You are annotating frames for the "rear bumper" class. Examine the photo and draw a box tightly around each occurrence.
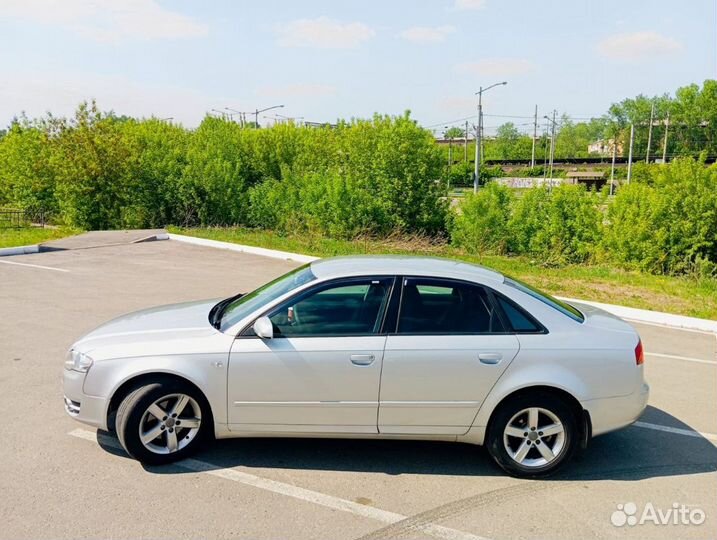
[63,368,109,430]
[582,382,649,436]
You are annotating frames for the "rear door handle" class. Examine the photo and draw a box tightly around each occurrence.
[478,352,503,365]
[350,354,375,366]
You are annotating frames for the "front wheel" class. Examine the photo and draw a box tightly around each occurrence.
[115,380,210,465]
[486,392,578,478]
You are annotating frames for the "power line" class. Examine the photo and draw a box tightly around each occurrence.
[424,115,478,129]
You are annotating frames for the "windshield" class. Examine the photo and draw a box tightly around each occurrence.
[504,277,584,323]
[219,264,316,331]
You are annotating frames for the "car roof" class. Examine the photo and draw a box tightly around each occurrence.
[309,255,504,284]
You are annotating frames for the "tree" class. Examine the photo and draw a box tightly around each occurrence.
[444,126,465,139]
[50,101,137,229]
[484,122,533,160]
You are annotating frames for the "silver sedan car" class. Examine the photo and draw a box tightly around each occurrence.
[63,256,649,478]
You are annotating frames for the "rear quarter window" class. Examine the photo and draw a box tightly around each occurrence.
[495,295,544,333]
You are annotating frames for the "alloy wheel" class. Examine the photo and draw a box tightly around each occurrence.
[502,407,565,468]
[138,393,202,454]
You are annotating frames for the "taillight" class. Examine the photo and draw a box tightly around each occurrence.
[635,339,644,365]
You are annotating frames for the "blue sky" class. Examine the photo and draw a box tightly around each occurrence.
[0,0,714,135]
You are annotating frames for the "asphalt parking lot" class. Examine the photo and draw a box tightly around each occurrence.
[1,234,715,540]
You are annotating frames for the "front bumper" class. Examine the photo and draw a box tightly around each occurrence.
[63,368,109,430]
[582,382,650,436]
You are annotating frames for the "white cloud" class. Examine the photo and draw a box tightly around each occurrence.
[597,31,683,61]
[399,25,456,43]
[454,58,534,77]
[275,16,375,49]
[0,71,217,127]
[0,0,208,42]
[257,84,337,98]
[453,0,486,10]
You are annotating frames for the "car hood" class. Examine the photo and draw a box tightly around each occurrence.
[73,299,221,358]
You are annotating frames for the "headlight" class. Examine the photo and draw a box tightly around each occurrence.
[64,349,93,372]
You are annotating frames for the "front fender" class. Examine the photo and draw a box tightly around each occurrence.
[82,353,228,425]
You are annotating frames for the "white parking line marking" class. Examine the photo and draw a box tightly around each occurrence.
[645,352,717,365]
[0,259,69,272]
[69,428,489,540]
[633,422,717,442]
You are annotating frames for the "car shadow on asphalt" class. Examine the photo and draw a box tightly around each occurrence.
[95,405,717,481]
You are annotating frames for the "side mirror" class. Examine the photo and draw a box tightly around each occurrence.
[253,316,274,339]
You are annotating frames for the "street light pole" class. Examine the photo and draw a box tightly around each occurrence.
[225,107,247,126]
[254,104,285,128]
[473,81,507,193]
[211,109,228,120]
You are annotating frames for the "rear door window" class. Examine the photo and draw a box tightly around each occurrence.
[397,278,504,334]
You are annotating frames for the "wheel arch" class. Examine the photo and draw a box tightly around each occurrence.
[106,372,214,433]
[485,385,591,448]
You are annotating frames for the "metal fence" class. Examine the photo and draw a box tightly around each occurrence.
[0,209,47,229]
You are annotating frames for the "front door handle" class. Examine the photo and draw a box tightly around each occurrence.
[478,352,503,365]
[350,354,375,366]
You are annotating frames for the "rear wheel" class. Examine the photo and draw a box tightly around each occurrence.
[486,391,578,478]
[116,380,210,465]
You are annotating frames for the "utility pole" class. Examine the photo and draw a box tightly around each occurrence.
[473,81,507,193]
[474,98,482,192]
[627,123,635,183]
[542,120,549,180]
[609,140,617,196]
[447,128,453,169]
[544,111,557,186]
[662,111,670,163]
[464,120,469,164]
[529,104,538,169]
[645,102,655,163]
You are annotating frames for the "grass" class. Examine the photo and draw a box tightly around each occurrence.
[170,226,717,320]
[0,227,81,248]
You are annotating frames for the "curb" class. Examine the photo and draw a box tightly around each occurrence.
[132,232,169,243]
[167,233,319,264]
[168,234,716,333]
[0,244,39,256]
[559,297,717,334]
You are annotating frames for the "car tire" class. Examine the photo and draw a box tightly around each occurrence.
[486,391,578,478]
[115,380,210,465]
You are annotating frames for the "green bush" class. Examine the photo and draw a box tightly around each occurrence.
[604,158,717,275]
[333,113,447,234]
[51,104,137,229]
[121,118,190,228]
[443,162,474,187]
[249,168,408,239]
[450,182,513,253]
[0,120,57,214]
[509,184,602,263]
